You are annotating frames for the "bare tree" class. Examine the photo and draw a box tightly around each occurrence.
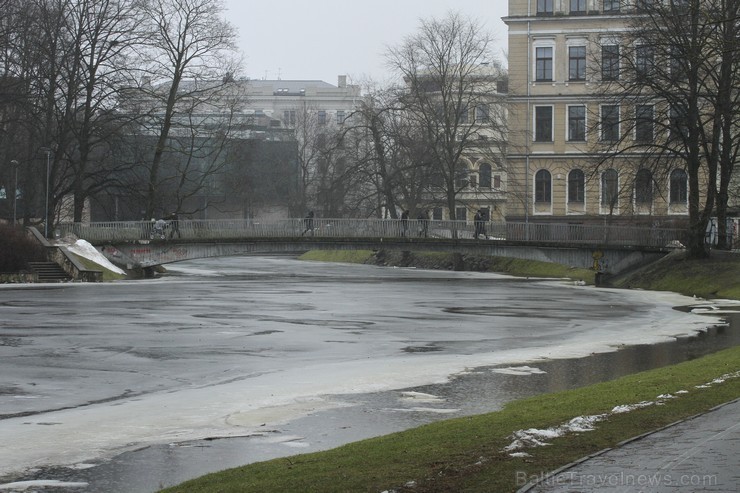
[386,11,507,223]
[131,0,241,219]
[592,0,740,258]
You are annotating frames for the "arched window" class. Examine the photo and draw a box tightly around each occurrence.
[568,169,585,203]
[635,169,653,205]
[670,169,688,204]
[479,163,492,188]
[535,169,552,203]
[601,169,618,207]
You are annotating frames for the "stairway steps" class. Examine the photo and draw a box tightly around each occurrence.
[28,262,72,282]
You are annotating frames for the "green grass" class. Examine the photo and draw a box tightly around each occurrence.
[299,249,598,284]
[298,250,375,264]
[160,346,740,493]
[610,250,740,299]
[485,256,597,283]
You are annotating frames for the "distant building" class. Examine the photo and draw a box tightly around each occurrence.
[241,75,361,134]
[98,76,361,221]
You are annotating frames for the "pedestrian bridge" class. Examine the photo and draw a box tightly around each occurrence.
[56,218,686,275]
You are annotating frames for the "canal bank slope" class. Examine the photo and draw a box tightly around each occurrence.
[300,248,740,301]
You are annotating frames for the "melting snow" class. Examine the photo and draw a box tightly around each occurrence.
[57,238,126,275]
[492,366,547,376]
[505,370,740,456]
[0,480,88,491]
[399,391,445,403]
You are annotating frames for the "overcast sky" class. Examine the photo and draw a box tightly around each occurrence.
[222,0,508,86]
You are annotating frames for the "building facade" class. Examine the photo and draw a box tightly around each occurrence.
[504,0,692,226]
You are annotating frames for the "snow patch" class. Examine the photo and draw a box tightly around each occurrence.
[0,480,88,491]
[57,238,126,275]
[388,407,460,414]
[492,366,547,376]
[611,401,655,414]
[399,391,445,403]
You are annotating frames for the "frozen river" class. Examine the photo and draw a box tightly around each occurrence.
[0,256,736,492]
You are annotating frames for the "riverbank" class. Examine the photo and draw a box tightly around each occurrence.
[300,249,599,284]
[299,248,740,301]
[160,345,740,493]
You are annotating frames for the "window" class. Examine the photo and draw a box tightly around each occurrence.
[283,110,296,126]
[602,45,620,81]
[568,105,586,141]
[670,169,688,204]
[601,105,620,142]
[494,175,501,188]
[635,168,653,205]
[475,104,489,122]
[455,168,469,188]
[317,110,327,125]
[568,169,585,203]
[456,207,468,221]
[636,44,654,78]
[535,106,553,142]
[601,169,619,208]
[535,169,552,203]
[570,0,586,14]
[604,0,621,12]
[433,207,443,221]
[635,0,653,12]
[479,163,492,188]
[670,105,688,140]
[336,110,346,124]
[536,47,553,81]
[669,45,685,81]
[569,46,586,81]
[635,104,654,142]
[458,106,469,124]
[537,0,553,15]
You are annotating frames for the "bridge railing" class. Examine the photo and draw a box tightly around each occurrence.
[55,218,687,249]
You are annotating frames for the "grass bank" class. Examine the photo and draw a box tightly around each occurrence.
[299,249,598,284]
[160,346,740,493]
[608,249,740,300]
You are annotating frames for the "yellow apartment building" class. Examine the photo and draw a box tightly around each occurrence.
[504,0,692,226]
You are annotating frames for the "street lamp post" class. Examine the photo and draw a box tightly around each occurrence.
[39,148,52,237]
[10,159,19,224]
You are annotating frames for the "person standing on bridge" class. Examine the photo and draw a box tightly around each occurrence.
[474,209,488,240]
[301,210,314,236]
[168,212,181,239]
[417,210,428,237]
[401,210,409,237]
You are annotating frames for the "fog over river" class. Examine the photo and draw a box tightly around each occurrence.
[1,256,737,492]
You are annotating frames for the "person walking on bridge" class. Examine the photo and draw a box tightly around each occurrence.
[401,210,409,237]
[168,212,181,239]
[418,210,429,237]
[301,210,314,236]
[474,209,487,240]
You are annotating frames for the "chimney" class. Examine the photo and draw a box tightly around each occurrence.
[338,75,347,88]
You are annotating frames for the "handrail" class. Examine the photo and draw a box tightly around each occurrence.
[55,218,687,249]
